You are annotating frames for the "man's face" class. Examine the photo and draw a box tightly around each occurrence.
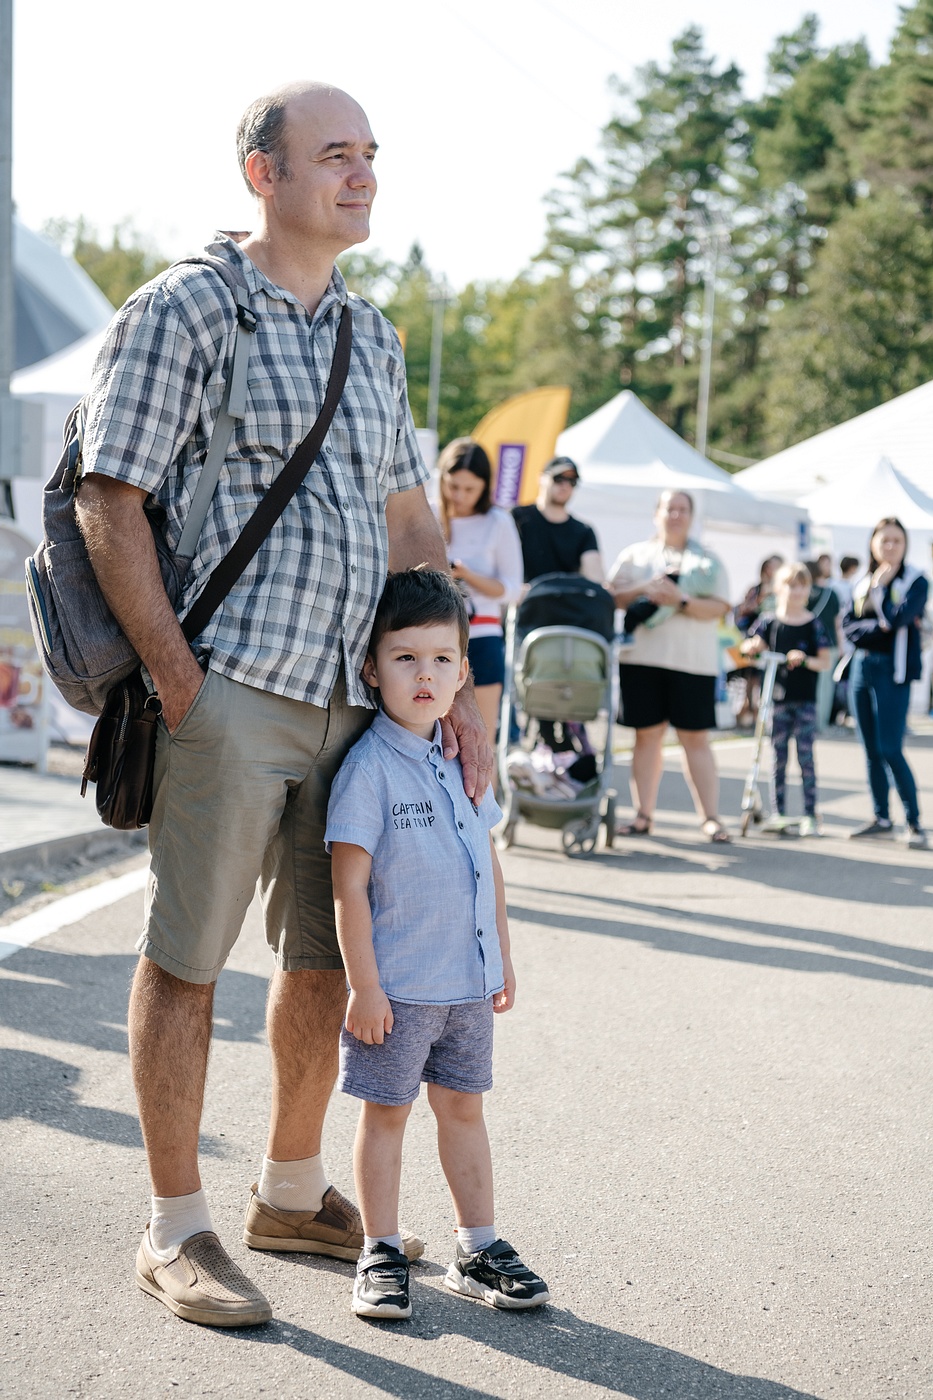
[268,90,377,255]
[542,469,578,508]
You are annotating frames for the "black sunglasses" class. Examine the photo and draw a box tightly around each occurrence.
[550,473,578,486]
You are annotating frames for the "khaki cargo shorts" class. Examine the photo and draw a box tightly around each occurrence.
[138,669,372,984]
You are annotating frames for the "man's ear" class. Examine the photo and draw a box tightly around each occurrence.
[455,655,470,691]
[244,148,276,200]
[362,654,378,689]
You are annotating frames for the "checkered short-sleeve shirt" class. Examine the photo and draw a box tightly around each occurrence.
[81,234,429,708]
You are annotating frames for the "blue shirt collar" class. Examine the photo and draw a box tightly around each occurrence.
[371,709,443,761]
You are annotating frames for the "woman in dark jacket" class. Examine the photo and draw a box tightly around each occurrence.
[844,516,929,848]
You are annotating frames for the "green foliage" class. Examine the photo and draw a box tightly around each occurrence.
[762,190,933,448]
[42,218,170,308]
[850,0,933,214]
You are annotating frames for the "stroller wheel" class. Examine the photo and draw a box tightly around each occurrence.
[562,817,598,858]
[496,820,518,851]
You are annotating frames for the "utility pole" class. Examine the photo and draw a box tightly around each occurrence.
[0,0,15,504]
[695,222,721,462]
[426,282,447,438]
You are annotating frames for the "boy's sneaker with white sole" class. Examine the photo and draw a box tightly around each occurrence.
[352,1243,411,1320]
[907,825,929,850]
[444,1238,549,1310]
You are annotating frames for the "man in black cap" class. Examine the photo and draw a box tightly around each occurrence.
[511,456,603,584]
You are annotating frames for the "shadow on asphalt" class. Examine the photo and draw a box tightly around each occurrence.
[0,1048,142,1146]
[507,893,933,989]
[0,945,269,1147]
[226,1296,822,1399]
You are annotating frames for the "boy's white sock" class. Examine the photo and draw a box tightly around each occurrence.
[148,1188,213,1260]
[363,1233,403,1254]
[457,1224,496,1255]
[258,1154,329,1213]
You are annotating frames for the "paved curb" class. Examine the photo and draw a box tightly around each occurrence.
[0,828,148,880]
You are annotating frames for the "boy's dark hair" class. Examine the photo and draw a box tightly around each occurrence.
[369,567,470,657]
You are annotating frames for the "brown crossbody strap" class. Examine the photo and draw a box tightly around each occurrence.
[181,304,352,643]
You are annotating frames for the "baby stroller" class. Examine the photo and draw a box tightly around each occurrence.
[497,573,619,857]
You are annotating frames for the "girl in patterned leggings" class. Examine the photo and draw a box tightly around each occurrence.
[741,563,832,836]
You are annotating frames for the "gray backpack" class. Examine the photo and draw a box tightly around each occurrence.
[24,255,257,716]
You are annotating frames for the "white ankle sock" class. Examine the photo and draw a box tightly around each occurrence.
[457,1224,496,1254]
[258,1154,329,1213]
[363,1233,403,1254]
[148,1188,213,1260]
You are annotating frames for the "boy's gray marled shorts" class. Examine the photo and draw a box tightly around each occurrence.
[339,997,495,1105]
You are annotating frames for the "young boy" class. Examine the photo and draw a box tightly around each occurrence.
[325,568,549,1321]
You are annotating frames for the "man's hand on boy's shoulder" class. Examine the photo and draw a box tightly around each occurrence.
[441,680,494,802]
[493,957,516,1014]
[346,986,395,1045]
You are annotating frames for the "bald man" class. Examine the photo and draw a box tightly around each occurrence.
[76,82,489,1327]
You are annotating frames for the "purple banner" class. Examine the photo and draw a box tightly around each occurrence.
[494,443,526,508]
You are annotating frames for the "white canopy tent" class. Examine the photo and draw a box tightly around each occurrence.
[735,380,933,506]
[556,391,807,597]
[13,218,114,371]
[799,456,933,572]
[11,328,107,496]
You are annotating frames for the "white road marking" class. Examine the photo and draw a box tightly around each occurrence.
[0,868,147,963]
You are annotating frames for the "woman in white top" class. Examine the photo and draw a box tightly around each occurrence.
[608,490,731,842]
[435,438,524,745]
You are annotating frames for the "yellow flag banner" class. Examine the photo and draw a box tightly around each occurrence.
[472,386,571,508]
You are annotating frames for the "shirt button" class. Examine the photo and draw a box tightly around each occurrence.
[350,564,357,573]
[457,821,464,829]
[475,871,481,880]
[438,771,445,779]
[477,929,483,938]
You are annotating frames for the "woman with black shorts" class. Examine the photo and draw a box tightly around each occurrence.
[435,438,524,746]
[608,490,731,842]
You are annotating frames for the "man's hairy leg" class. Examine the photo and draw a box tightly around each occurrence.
[265,968,347,1161]
[129,957,214,1197]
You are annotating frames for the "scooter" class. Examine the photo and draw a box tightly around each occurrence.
[739,651,787,837]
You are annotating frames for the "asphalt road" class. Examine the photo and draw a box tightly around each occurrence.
[1,727,931,1399]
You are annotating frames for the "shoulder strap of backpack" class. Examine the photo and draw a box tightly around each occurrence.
[173,256,257,558]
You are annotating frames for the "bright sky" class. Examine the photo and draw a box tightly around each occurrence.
[14,0,902,290]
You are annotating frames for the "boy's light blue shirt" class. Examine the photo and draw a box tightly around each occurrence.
[325,710,504,1005]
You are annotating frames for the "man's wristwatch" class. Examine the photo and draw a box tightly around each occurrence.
[678,595,689,611]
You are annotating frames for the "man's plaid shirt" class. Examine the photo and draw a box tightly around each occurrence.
[82,234,428,708]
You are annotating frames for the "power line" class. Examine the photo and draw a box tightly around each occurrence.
[445,5,598,134]
[531,0,630,72]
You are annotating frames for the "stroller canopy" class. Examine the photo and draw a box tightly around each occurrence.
[516,573,615,642]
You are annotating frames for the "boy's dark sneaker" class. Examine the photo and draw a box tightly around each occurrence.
[444,1238,549,1310]
[352,1243,411,1320]
[849,819,894,840]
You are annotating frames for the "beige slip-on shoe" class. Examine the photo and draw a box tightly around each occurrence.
[243,1183,425,1262]
[136,1227,272,1327]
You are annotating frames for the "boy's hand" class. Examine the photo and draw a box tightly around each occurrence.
[346,986,394,1044]
[493,957,516,1013]
[786,648,806,669]
[741,636,764,656]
